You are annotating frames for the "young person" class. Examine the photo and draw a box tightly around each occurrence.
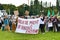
[4,15,10,31]
[39,14,45,34]
[24,10,31,19]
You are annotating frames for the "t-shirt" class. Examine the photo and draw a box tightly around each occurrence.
[40,17,44,24]
[4,18,9,25]
[40,18,44,24]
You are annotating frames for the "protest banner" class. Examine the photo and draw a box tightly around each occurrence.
[15,18,40,34]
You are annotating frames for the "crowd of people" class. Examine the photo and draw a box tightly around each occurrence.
[0,15,17,32]
[0,10,60,34]
[39,14,60,34]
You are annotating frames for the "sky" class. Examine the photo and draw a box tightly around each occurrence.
[0,0,56,7]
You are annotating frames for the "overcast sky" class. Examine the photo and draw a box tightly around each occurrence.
[0,0,56,6]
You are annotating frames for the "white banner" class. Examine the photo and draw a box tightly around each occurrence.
[15,17,40,34]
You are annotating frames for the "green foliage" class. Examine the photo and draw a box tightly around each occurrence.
[0,4,4,10]
[2,4,16,15]
[0,0,59,16]
[29,0,41,16]
[18,4,29,16]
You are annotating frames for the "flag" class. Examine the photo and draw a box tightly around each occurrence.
[57,11,60,18]
[57,11,60,16]
[47,10,50,17]
[52,10,55,16]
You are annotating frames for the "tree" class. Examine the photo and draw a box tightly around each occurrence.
[18,4,29,16]
[34,0,40,15]
[9,4,16,15]
[56,0,59,10]
[30,0,34,15]
[0,4,4,10]
[3,4,16,15]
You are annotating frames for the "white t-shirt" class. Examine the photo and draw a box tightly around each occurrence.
[40,18,44,24]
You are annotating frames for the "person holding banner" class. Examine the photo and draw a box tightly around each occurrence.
[24,10,31,19]
[39,14,45,34]
[12,10,19,32]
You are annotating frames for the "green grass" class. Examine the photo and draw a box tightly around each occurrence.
[0,30,60,40]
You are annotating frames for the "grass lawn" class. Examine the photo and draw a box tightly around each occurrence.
[0,30,60,40]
